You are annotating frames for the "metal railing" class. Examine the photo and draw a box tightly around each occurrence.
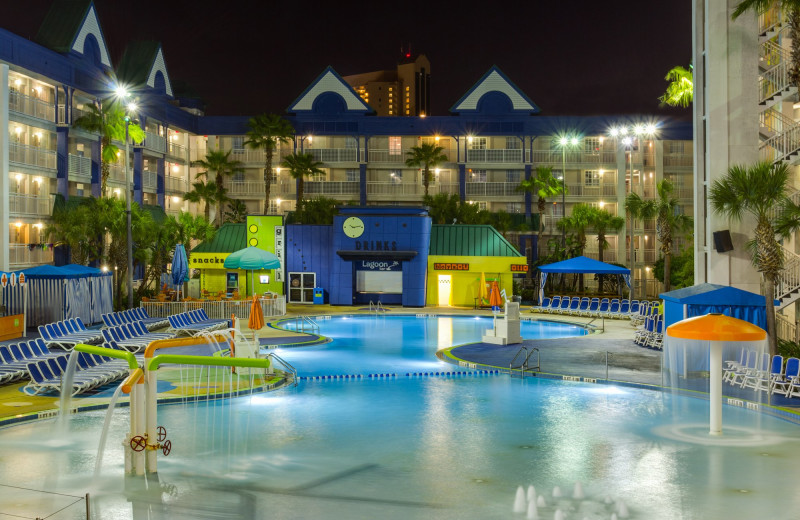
[144,131,166,154]
[509,346,539,378]
[776,246,800,308]
[9,91,55,121]
[305,181,360,196]
[225,181,268,197]
[107,163,126,184]
[760,123,800,164]
[531,150,618,165]
[758,4,784,36]
[306,148,358,163]
[267,353,297,386]
[167,141,187,159]
[465,181,521,197]
[142,296,286,320]
[10,244,54,266]
[466,148,523,163]
[142,170,158,190]
[776,313,796,343]
[369,301,386,315]
[165,175,187,193]
[564,183,617,198]
[9,143,57,170]
[293,315,319,333]
[662,154,694,167]
[368,149,412,163]
[68,154,92,181]
[9,193,54,216]
[760,58,793,104]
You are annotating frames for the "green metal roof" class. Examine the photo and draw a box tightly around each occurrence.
[117,41,160,87]
[141,204,167,225]
[429,225,523,257]
[192,224,247,253]
[35,0,92,53]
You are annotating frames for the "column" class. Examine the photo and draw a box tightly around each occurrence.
[616,143,627,267]
[157,157,165,208]
[133,148,143,206]
[458,163,466,202]
[56,127,69,200]
[359,163,367,206]
[90,137,101,197]
[523,163,532,222]
[0,65,9,271]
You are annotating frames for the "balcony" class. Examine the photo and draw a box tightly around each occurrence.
[165,176,187,193]
[9,193,55,216]
[9,92,55,122]
[307,148,358,163]
[107,163,126,184]
[10,143,56,170]
[367,182,457,197]
[584,248,618,263]
[57,104,91,125]
[143,170,158,191]
[144,131,166,154]
[68,154,92,182]
[368,149,408,163]
[663,153,693,168]
[466,148,523,163]
[305,181,360,196]
[532,150,618,165]
[564,183,617,198]
[226,181,267,198]
[465,182,520,197]
[10,244,54,267]
[167,142,187,160]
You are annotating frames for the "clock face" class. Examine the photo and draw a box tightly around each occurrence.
[343,216,365,238]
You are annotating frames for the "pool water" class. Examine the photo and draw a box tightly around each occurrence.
[0,316,798,520]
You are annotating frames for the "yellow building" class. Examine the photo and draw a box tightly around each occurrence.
[426,225,525,307]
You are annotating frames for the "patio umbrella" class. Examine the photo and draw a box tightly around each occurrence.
[171,244,189,301]
[223,247,281,296]
[489,281,503,312]
[248,294,264,342]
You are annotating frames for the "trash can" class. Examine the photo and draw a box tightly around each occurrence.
[313,288,326,304]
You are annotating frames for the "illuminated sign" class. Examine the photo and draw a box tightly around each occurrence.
[189,253,230,268]
[434,263,469,271]
[511,264,529,272]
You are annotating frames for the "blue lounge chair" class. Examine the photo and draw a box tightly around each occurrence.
[583,298,600,317]
[573,297,590,316]
[772,357,800,396]
[544,296,561,314]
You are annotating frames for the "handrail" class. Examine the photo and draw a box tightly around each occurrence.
[294,315,319,333]
[74,344,139,369]
[143,334,230,359]
[267,353,297,387]
[369,300,386,315]
[147,354,270,372]
[509,346,540,378]
[121,368,144,394]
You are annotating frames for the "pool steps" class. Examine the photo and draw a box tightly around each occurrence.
[297,370,500,381]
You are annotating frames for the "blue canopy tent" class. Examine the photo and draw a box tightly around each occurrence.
[537,256,631,302]
[660,283,770,331]
[60,264,114,324]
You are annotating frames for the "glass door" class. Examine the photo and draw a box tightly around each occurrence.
[288,272,316,303]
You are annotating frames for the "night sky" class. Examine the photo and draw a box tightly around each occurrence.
[5,0,692,119]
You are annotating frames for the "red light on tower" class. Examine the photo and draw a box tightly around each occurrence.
[406,53,411,58]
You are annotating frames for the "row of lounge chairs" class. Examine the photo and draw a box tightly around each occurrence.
[102,309,168,331]
[24,347,135,396]
[167,310,229,335]
[630,301,660,327]
[0,339,60,384]
[101,321,177,353]
[532,297,641,319]
[37,318,103,350]
[724,352,800,397]
[634,314,664,349]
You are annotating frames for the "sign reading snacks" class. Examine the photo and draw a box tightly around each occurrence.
[511,264,529,272]
[434,263,469,271]
[189,253,229,268]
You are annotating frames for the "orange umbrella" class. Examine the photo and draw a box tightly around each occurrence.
[489,281,503,311]
[248,294,264,331]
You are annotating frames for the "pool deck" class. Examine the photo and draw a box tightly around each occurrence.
[2,304,799,426]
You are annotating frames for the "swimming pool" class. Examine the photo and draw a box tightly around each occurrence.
[0,315,797,520]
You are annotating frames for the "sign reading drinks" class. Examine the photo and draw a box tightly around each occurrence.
[357,260,402,271]
[510,264,529,272]
[433,263,469,271]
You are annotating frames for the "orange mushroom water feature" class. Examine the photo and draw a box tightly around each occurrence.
[665,313,767,436]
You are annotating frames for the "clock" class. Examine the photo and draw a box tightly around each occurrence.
[343,216,365,238]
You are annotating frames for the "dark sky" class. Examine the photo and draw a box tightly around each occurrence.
[5,0,692,119]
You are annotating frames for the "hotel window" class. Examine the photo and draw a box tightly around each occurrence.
[469,169,487,182]
[506,170,521,184]
[584,170,600,186]
[389,136,402,155]
[346,169,359,182]
[584,138,600,154]
[505,137,520,149]
[469,137,487,150]
[232,137,244,151]
[233,171,245,183]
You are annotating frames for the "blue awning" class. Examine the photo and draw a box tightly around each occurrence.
[538,256,630,274]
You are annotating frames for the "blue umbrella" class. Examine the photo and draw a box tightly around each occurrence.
[223,247,281,296]
[172,244,189,301]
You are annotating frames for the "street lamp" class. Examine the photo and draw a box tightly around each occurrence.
[556,134,580,248]
[116,86,138,308]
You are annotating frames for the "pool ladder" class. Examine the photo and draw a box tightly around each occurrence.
[267,353,298,387]
[509,346,540,379]
[294,315,320,333]
[369,300,386,315]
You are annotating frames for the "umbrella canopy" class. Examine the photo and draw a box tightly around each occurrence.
[172,244,189,301]
[248,294,264,331]
[489,281,503,310]
[223,247,281,270]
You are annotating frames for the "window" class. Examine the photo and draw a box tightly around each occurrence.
[505,137,520,149]
[469,137,487,150]
[475,201,487,211]
[469,169,487,182]
[584,138,600,154]
[233,172,245,183]
[346,169,359,182]
[507,202,522,213]
[389,136,402,155]
[506,170,521,184]
[584,170,600,186]
[232,137,244,151]
[552,169,563,181]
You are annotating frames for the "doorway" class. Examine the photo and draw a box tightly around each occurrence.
[438,275,451,306]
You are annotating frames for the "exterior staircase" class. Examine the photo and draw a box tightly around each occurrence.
[760,108,800,164]
[759,41,797,109]
[759,6,784,42]
[776,245,800,309]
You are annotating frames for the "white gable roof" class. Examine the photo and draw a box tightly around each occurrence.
[453,70,535,111]
[71,5,111,67]
[291,69,370,112]
[146,47,174,97]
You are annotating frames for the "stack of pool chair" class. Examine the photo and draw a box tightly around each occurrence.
[0,339,63,384]
[101,321,177,352]
[771,357,800,397]
[38,318,104,350]
[741,354,785,393]
[634,313,663,348]
[724,350,755,385]
[102,309,169,331]
[24,351,130,396]
[167,309,229,336]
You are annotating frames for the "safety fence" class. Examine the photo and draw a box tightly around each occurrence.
[141,296,285,320]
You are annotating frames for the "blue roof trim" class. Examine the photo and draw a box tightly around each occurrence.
[450,66,540,115]
[287,66,374,115]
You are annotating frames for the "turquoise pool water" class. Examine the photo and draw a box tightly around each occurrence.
[0,315,797,520]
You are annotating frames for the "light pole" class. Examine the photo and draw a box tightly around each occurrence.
[117,86,137,308]
[557,135,580,249]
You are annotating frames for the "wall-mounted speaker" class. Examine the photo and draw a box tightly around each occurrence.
[713,230,734,253]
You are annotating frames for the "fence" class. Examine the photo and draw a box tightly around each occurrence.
[142,296,285,321]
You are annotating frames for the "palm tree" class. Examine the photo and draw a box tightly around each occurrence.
[423,193,460,224]
[648,180,693,292]
[183,181,221,223]
[171,212,216,259]
[281,152,325,205]
[658,65,693,107]
[191,150,244,226]
[224,199,249,224]
[72,101,145,197]
[516,166,565,247]
[709,161,800,356]
[586,206,626,292]
[558,204,595,291]
[405,143,448,197]
[624,192,650,298]
[733,1,800,89]
[244,114,295,214]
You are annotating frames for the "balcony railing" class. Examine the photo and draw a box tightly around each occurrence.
[9,92,54,121]
[465,182,520,197]
[165,176,187,192]
[68,154,92,182]
[663,154,693,167]
[305,181,360,196]
[57,104,91,125]
[142,170,158,190]
[9,193,54,216]
[307,148,358,163]
[466,148,523,163]
[532,150,618,165]
[10,244,54,267]
[225,181,267,197]
[564,183,617,198]
[167,142,187,160]
[367,182,457,196]
[10,143,56,170]
[368,149,410,163]
[144,131,166,154]
[107,163,126,184]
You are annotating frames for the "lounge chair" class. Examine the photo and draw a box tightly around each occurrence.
[595,298,610,317]
[573,297,590,316]
[531,296,551,313]
[544,296,561,314]
[729,351,759,387]
[772,357,800,396]
[583,298,600,317]
[740,353,775,389]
